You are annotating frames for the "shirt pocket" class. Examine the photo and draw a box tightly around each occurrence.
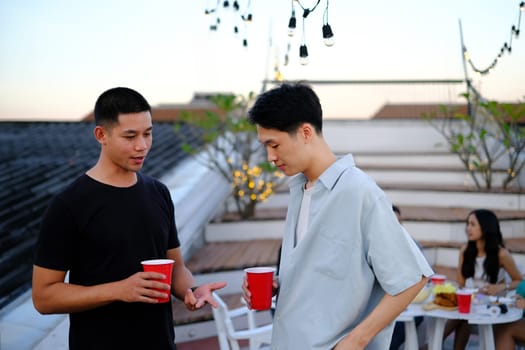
[313,233,351,280]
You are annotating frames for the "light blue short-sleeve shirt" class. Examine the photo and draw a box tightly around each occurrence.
[271,154,433,350]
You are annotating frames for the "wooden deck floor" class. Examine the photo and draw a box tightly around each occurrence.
[185,239,281,274]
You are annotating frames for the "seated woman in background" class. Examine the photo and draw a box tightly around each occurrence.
[443,208,523,350]
[494,279,525,350]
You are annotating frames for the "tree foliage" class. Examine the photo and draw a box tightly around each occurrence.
[424,94,525,190]
[173,93,284,219]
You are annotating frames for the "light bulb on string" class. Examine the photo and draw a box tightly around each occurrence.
[322,24,335,46]
[288,0,296,37]
[288,13,297,36]
[321,0,334,46]
[209,17,220,31]
[299,45,309,65]
[284,42,291,66]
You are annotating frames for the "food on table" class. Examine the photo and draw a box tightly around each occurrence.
[432,283,458,307]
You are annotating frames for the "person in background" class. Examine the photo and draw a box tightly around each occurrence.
[389,205,425,350]
[494,279,525,350]
[243,82,433,350]
[392,205,402,222]
[443,208,522,350]
[32,87,226,350]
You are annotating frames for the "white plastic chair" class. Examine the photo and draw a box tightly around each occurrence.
[211,292,272,350]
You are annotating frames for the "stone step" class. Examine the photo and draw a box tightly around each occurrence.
[353,153,466,170]
[216,205,525,244]
[256,190,525,212]
[225,204,525,223]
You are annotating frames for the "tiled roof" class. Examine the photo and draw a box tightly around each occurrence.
[371,103,469,119]
[372,102,524,123]
[82,106,224,122]
[0,121,203,309]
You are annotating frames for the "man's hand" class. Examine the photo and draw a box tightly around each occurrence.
[184,281,227,311]
[118,271,171,303]
[242,275,279,309]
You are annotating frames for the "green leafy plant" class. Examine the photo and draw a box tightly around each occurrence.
[424,93,525,190]
[483,100,525,189]
[173,93,284,219]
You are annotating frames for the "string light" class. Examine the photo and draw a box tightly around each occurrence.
[204,0,253,47]
[203,0,335,64]
[463,1,524,75]
[293,0,335,63]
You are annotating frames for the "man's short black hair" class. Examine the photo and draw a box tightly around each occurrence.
[248,83,323,134]
[94,87,151,127]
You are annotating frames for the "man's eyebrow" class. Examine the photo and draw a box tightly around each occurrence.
[122,126,153,134]
[260,138,276,145]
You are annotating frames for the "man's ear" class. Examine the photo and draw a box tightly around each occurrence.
[299,123,314,143]
[93,126,107,145]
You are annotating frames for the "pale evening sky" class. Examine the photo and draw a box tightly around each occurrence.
[0,0,524,121]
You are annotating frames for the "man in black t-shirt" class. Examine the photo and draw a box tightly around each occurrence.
[32,87,226,350]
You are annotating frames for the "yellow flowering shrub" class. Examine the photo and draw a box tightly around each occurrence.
[174,93,285,219]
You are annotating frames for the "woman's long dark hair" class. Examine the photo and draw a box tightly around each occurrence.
[461,209,504,283]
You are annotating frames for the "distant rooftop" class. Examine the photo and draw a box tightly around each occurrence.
[371,103,469,119]
[372,102,524,123]
[82,92,229,122]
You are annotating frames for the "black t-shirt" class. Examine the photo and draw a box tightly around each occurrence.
[34,173,180,350]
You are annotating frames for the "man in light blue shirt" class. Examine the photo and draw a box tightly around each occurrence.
[244,83,433,350]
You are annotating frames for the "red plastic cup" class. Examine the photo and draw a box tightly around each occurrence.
[456,289,473,313]
[431,274,446,285]
[245,267,275,310]
[141,259,174,303]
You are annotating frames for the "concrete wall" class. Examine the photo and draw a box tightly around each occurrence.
[323,119,449,154]
[162,158,231,259]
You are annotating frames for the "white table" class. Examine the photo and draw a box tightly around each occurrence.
[397,299,522,350]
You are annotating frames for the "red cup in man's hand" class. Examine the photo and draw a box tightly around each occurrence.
[244,267,275,310]
[141,259,174,303]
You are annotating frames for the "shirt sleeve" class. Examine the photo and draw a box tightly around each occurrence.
[364,198,434,295]
[33,195,75,271]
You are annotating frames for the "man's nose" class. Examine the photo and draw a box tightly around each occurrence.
[135,137,148,150]
[266,148,277,163]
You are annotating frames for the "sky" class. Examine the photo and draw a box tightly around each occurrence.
[0,0,524,121]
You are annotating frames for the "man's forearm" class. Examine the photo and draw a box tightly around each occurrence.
[335,276,428,350]
[172,266,195,299]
